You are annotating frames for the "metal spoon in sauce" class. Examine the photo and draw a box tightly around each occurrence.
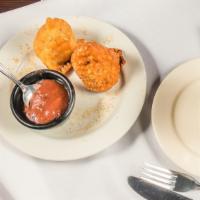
[0,63,36,106]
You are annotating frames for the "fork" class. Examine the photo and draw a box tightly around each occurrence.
[140,163,200,192]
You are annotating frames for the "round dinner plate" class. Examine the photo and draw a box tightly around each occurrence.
[0,17,146,161]
[152,58,200,176]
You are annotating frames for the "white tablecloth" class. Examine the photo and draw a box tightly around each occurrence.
[0,0,199,199]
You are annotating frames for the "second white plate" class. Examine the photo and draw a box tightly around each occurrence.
[152,58,200,176]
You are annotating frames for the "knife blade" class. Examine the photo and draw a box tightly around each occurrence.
[128,176,193,200]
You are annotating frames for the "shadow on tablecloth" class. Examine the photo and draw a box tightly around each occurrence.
[0,182,15,200]
[110,28,161,149]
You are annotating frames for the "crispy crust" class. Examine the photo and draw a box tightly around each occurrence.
[71,40,125,92]
[34,18,76,75]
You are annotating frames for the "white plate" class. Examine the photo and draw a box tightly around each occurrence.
[0,17,146,161]
[152,58,200,176]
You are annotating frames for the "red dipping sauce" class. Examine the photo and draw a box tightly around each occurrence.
[24,79,68,124]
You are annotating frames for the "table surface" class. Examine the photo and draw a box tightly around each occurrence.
[0,0,39,13]
[0,0,199,200]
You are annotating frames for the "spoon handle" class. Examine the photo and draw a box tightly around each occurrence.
[0,63,25,90]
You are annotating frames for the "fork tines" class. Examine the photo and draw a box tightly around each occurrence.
[140,163,177,190]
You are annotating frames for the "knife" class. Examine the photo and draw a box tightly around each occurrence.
[128,176,193,200]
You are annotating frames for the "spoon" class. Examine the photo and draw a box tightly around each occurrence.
[0,63,37,106]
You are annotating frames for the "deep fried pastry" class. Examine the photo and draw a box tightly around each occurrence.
[71,40,125,92]
[34,18,76,74]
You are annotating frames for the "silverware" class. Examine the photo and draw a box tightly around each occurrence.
[128,176,192,200]
[0,63,37,106]
[141,163,200,192]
